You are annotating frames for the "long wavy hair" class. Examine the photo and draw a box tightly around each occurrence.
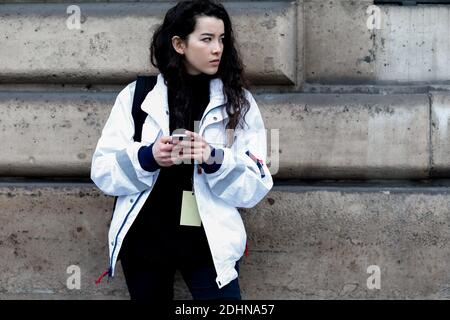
[150,0,250,136]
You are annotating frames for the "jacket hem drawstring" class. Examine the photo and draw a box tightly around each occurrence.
[95,267,112,285]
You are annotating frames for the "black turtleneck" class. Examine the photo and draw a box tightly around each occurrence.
[119,72,217,268]
[168,72,212,133]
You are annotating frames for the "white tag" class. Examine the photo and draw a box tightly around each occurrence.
[180,191,202,227]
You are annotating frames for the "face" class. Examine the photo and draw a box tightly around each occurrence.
[172,16,224,75]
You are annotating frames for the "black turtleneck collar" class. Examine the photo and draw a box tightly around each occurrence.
[183,72,214,86]
[167,72,214,133]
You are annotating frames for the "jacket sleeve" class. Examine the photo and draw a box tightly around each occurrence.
[203,90,274,208]
[90,82,158,196]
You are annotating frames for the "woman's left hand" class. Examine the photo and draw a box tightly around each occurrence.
[172,130,212,164]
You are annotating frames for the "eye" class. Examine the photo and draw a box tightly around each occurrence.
[202,38,211,42]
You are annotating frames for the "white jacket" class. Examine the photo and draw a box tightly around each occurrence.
[91,73,273,289]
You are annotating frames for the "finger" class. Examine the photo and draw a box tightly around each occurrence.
[160,151,175,158]
[177,153,196,161]
[173,140,191,148]
[184,131,198,141]
[159,136,172,144]
[178,152,204,163]
[177,141,204,149]
[170,146,186,158]
[192,154,204,163]
[188,147,202,153]
[180,147,207,154]
[192,131,204,142]
[159,143,174,152]
[170,156,183,165]
[170,148,186,162]
[184,130,201,141]
[175,157,193,165]
[193,150,208,162]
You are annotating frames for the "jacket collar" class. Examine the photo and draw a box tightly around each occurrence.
[140,73,227,136]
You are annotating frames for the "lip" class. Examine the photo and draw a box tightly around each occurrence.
[210,60,220,65]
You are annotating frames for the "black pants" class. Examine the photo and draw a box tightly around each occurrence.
[120,252,242,302]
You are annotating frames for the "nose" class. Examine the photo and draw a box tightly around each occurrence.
[212,40,222,55]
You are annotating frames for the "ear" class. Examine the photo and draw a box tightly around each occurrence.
[171,36,186,55]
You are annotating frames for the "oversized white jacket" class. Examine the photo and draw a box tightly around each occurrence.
[91,73,273,289]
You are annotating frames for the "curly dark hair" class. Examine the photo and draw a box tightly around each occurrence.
[150,0,250,135]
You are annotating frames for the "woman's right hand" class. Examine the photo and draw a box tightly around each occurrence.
[152,136,175,167]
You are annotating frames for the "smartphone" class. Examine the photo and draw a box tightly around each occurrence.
[171,133,188,144]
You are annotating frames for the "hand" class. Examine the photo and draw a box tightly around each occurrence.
[152,136,176,167]
[171,130,212,165]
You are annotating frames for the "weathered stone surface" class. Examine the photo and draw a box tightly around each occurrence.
[0,91,113,177]
[1,182,450,299]
[0,2,296,85]
[240,183,450,299]
[0,183,126,298]
[431,92,450,177]
[260,93,430,179]
[305,0,450,83]
[0,91,431,179]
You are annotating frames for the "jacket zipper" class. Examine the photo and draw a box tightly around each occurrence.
[107,190,146,278]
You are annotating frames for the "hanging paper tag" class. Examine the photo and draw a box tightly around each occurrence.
[180,191,202,227]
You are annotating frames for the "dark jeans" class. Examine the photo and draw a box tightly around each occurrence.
[120,253,242,302]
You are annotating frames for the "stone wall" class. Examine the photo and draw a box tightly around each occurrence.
[1,0,450,299]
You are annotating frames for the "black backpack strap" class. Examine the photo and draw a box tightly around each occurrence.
[112,75,158,232]
[131,75,158,142]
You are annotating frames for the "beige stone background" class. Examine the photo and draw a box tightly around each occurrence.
[1,0,450,299]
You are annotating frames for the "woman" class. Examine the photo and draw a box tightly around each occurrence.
[91,0,273,301]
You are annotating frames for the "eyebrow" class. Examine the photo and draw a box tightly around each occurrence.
[200,33,225,36]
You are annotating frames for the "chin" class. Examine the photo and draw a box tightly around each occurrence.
[203,68,219,75]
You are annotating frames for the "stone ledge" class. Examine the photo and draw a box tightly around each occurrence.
[0,1,296,85]
[0,91,432,179]
[431,92,450,177]
[1,183,449,299]
[305,0,450,84]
